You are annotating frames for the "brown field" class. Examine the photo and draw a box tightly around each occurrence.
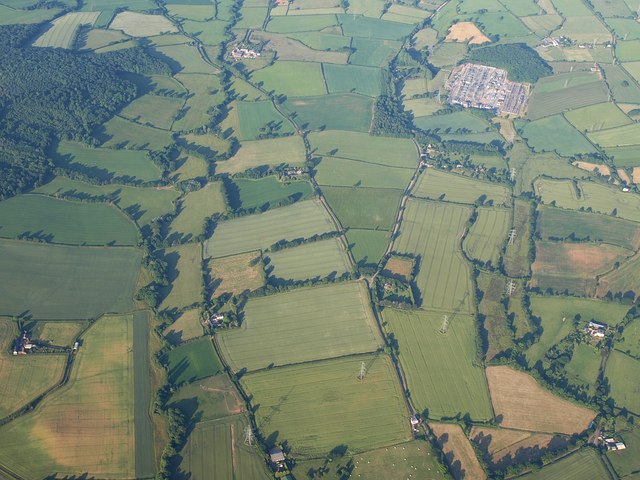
[470,426,563,470]
[486,366,595,434]
[430,422,487,480]
[445,22,490,45]
[209,251,265,298]
[633,167,640,183]
[382,256,414,279]
[618,169,632,184]
[163,309,203,344]
[492,118,516,142]
[572,161,611,177]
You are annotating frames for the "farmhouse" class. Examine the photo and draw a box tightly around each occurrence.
[269,446,289,474]
[12,332,33,356]
[410,415,420,433]
[586,321,607,338]
[230,47,260,61]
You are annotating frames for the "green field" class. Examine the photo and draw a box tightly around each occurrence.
[564,103,632,132]
[323,63,383,97]
[282,93,373,132]
[413,111,491,134]
[235,100,296,140]
[527,81,610,120]
[54,140,161,182]
[535,178,640,223]
[477,272,514,360]
[266,14,340,33]
[98,115,174,150]
[526,296,629,364]
[588,122,640,148]
[522,448,610,480]
[606,350,640,414]
[383,308,493,421]
[534,72,602,96]
[0,239,141,319]
[0,194,138,246]
[339,14,414,40]
[168,374,244,423]
[309,130,418,168]
[618,317,640,358]
[536,205,640,250]
[288,30,351,50]
[394,199,474,312]
[346,228,389,267]
[160,243,203,311]
[155,44,212,74]
[428,42,468,68]
[216,135,306,174]
[603,145,640,167]
[322,186,402,230]
[119,93,184,130]
[602,64,640,104]
[173,73,226,131]
[34,176,180,227]
[413,169,511,206]
[218,282,381,371]
[251,61,327,97]
[616,40,640,62]
[167,182,226,242]
[266,238,351,281]
[520,115,597,156]
[0,315,136,479]
[604,17,640,40]
[33,11,100,48]
[0,319,66,418]
[241,354,411,456]
[230,176,313,210]
[565,343,601,391]
[606,423,640,478]
[0,4,62,24]
[315,156,414,189]
[31,321,85,347]
[350,37,401,67]
[163,337,223,385]
[463,207,511,267]
[205,200,335,258]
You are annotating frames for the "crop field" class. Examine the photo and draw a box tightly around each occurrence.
[564,103,632,132]
[209,251,264,298]
[309,130,418,168]
[394,199,473,312]
[0,319,66,418]
[556,15,611,44]
[430,423,487,480]
[282,93,373,132]
[205,200,335,258]
[266,14,340,33]
[99,115,173,150]
[486,366,595,434]
[241,354,410,456]
[0,194,138,246]
[266,238,350,281]
[164,337,223,385]
[384,308,493,421]
[323,64,383,97]
[588,122,640,148]
[535,178,640,223]
[33,11,100,48]
[216,135,306,174]
[346,228,389,267]
[315,156,414,189]
[522,448,609,480]
[463,207,510,267]
[413,110,491,133]
[80,28,128,50]
[531,240,629,296]
[520,115,597,156]
[251,61,327,97]
[235,101,295,140]
[54,140,161,182]
[527,81,609,120]
[322,186,402,230]
[167,182,226,243]
[166,4,215,20]
[339,14,414,40]
[413,169,511,206]
[604,145,640,167]
[34,176,179,227]
[606,350,640,414]
[445,21,490,44]
[521,14,563,36]
[536,205,640,250]
[110,11,178,36]
[160,243,203,311]
[163,309,203,344]
[32,321,85,347]
[0,239,140,319]
[230,176,312,210]
[218,282,381,371]
[0,315,135,479]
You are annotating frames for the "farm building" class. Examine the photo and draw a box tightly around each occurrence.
[269,446,289,474]
[12,332,33,356]
[603,436,626,451]
[586,321,607,338]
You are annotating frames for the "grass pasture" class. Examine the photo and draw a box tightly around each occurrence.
[163,337,223,385]
[321,186,402,230]
[163,309,203,344]
[430,423,487,480]
[477,272,513,361]
[216,135,306,174]
[413,110,491,134]
[0,319,66,418]
[565,343,601,391]
[315,156,414,189]
[251,61,327,97]
[119,93,183,130]
[602,64,640,104]
[0,5,62,25]
[229,176,313,210]
[394,199,473,312]
[0,239,141,319]
[179,132,230,158]
[522,448,609,480]
[564,103,632,132]
[110,11,178,37]
[597,251,640,299]
[155,44,213,74]
[235,100,295,140]
[32,321,84,347]
[173,73,226,131]
[323,63,383,97]
[616,40,640,62]
[588,122,640,148]
[33,11,100,48]
[413,169,511,206]
[0,315,136,479]
[209,251,265,298]
[338,14,414,40]
[350,37,401,67]
[205,200,334,257]
[241,354,411,456]
[98,115,173,150]
[283,94,373,132]
[486,366,595,434]
[266,238,351,281]
[606,423,640,478]
[606,351,640,414]
[384,308,493,421]
[0,194,138,246]
[250,31,348,64]
[463,207,511,267]
[167,182,226,243]
[604,145,640,167]
[618,317,640,358]
[266,14,340,33]
[218,282,381,371]
[346,228,389,267]
[54,140,161,182]
[520,115,597,156]
[160,243,203,311]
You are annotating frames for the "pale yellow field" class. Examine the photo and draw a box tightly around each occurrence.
[572,161,611,176]
[209,251,265,297]
[430,422,487,480]
[110,11,178,37]
[618,168,632,184]
[216,136,306,174]
[163,309,203,343]
[445,22,490,45]
[633,167,640,183]
[470,426,555,466]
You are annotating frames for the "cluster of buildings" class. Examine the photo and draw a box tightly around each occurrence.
[599,434,626,451]
[586,321,607,339]
[445,63,530,116]
[230,46,261,61]
[12,331,33,355]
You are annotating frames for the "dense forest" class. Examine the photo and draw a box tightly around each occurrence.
[0,24,170,199]
[468,43,552,83]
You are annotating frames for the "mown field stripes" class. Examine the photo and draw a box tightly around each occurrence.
[133,311,154,478]
[266,238,351,281]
